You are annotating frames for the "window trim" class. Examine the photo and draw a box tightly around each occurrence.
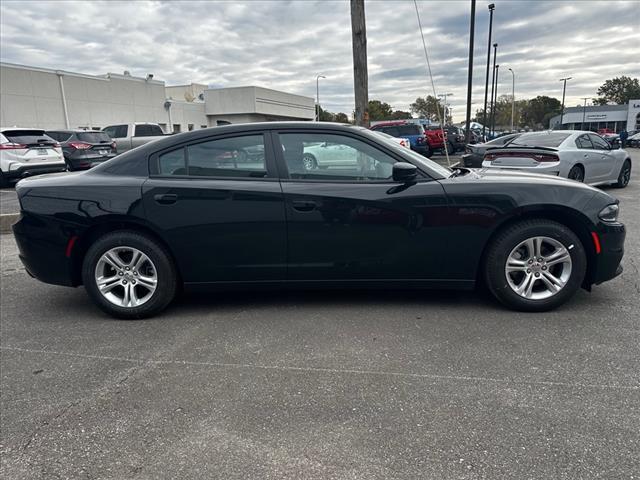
[272,129,434,184]
[587,133,610,151]
[149,131,278,181]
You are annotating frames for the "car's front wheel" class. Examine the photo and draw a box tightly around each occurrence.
[484,219,587,311]
[615,159,631,188]
[302,154,317,170]
[82,231,177,319]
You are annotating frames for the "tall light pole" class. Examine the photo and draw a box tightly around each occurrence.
[351,0,369,127]
[508,67,515,132]
[559,76,572,128]
[464,0,476,142]
[491,64,500,134]
[488,42,498,138]
[315,74,326,121]
[482,4,495,140]
[438,92,453,124]
[581,97,590,129]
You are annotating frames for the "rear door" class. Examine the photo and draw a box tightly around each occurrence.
[587,133,617,182]
[274,129,449,282]
[142,130,287,283]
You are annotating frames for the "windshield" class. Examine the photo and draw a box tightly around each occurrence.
[508,132,571,148]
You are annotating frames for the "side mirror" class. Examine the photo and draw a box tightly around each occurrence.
[392,162,418,183]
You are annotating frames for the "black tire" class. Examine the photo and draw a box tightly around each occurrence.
[614,159,631,188]
[567,165,584,182]
[82,230,177,319]
[0,172,10,188]
[302,153,317,170]
[446,141,455,155]
[423,144,432,158]
[484,219,587,312]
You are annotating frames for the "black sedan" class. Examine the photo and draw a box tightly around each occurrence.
[13,123,625,319]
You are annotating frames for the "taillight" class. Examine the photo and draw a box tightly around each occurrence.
[53,142,61,148]
[0,142,27,150]
[68,142,92,150]
[417,136,426,144]
[485,152,559,163]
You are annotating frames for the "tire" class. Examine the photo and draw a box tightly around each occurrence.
[567,165,584,182]
[484,219,587,312]
[446,141,455,155]
[423,144,432,158]
[0,172,10,188]
[302,153,317,170]
[82,230,177,319]
[614,159,631,188]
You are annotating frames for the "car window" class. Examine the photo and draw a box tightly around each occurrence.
[46,131,71,142]
[575,134,594,149]
[186,134,266,177]
[279,132,397,181]
[158,148,187,175]
[2,130,55,145]
[104,125,127,139]
[588,134,610,150]
[398,125,421,136]
[77,132,111,143]
[135,124,160,137]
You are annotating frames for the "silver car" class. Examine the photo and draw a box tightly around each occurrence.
[481,130,632,187]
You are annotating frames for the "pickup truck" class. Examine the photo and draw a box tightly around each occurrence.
[102,123,167,153]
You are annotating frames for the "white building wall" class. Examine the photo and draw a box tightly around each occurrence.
[627,99,640,131]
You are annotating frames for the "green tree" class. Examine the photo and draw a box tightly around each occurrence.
[334,112,350,123]
[593,76,640,105]
[367,100,394,121]
[520,95,562,128]
[389,110,412,120]
[410,96,451,123]
[317,106,334,122]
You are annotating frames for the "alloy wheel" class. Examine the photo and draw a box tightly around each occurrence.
[94,246,158,308]
[504,236,572,300]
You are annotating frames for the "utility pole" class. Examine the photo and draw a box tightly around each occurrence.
[581,97,590,129]
[465,0,476,142]
[315,74,326,121]
[482,3,494,140]
[491,64,499,134]
[488,42,498,139]
[351,0,369,127]
[508,67,515,132]
[438,92,453,124]
[559,76,572,128]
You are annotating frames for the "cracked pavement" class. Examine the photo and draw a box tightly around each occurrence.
[1,150,639,479]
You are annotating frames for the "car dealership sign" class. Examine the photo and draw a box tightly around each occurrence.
[586,114,607,119]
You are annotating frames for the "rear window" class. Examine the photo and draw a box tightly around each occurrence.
[77,132,111,143]
[397,125,421,136]
[3,130,54,145]
[508,132,571,148]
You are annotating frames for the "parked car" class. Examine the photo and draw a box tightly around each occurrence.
[46,130,117,171]
[440,126,466,154]
[13,122,625,318]
[370,121,443,157]
[482,130,632,187]
[371,130,411,148]
[102,123,166,153]
[0,128,66,187]
[461,133,521,167]
[628,132,640,148]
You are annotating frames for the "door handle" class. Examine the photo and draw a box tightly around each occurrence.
[154,193,178,205]
[291,200,317,212]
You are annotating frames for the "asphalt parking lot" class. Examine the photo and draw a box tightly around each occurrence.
[1,151,639,479]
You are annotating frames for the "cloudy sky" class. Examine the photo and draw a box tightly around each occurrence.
[1,0,638,121]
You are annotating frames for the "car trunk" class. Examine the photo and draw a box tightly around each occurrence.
[3,130,62,162]
[484,148,560,167]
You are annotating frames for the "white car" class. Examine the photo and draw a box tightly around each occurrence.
[1,128,66,187]
[481,130,632,188]
[371,130,411,149]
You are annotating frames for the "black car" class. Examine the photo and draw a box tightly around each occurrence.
[13,122,625,319]
[461,133,522,167]
[442,125,466,153]
[46,130,117,171]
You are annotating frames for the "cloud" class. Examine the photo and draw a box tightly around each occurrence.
[1,0,638,121]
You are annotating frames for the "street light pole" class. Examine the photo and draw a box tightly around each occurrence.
[315,74,326,121]
[508,67,515,132]
[482,4,495,140]
[488,42,498,138]
[559,76,572,128]
[581,97,590,129]
[464,0,476,143]
[491,64,500,133]
[438,92,453,124]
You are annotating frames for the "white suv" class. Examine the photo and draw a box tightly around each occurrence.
[0,128,66,187]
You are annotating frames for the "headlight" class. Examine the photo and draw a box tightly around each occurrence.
[598,204,619,223]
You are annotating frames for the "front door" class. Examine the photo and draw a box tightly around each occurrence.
[274,130,449,282]
[142,131,287,283]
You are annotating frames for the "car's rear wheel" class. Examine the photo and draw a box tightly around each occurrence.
[423,144,432,158]
[446,141,455,155]
[302,153,317,170]
[484,219,587,311]
[568,165,584,182]
[0,172,10,188]
[614,159,631,188]
[82,231,177,319]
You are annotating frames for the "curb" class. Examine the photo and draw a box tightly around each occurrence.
[0,213,18,234]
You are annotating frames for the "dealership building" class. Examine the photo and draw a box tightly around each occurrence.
[0,62,315,133]
[549,100,640,132]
